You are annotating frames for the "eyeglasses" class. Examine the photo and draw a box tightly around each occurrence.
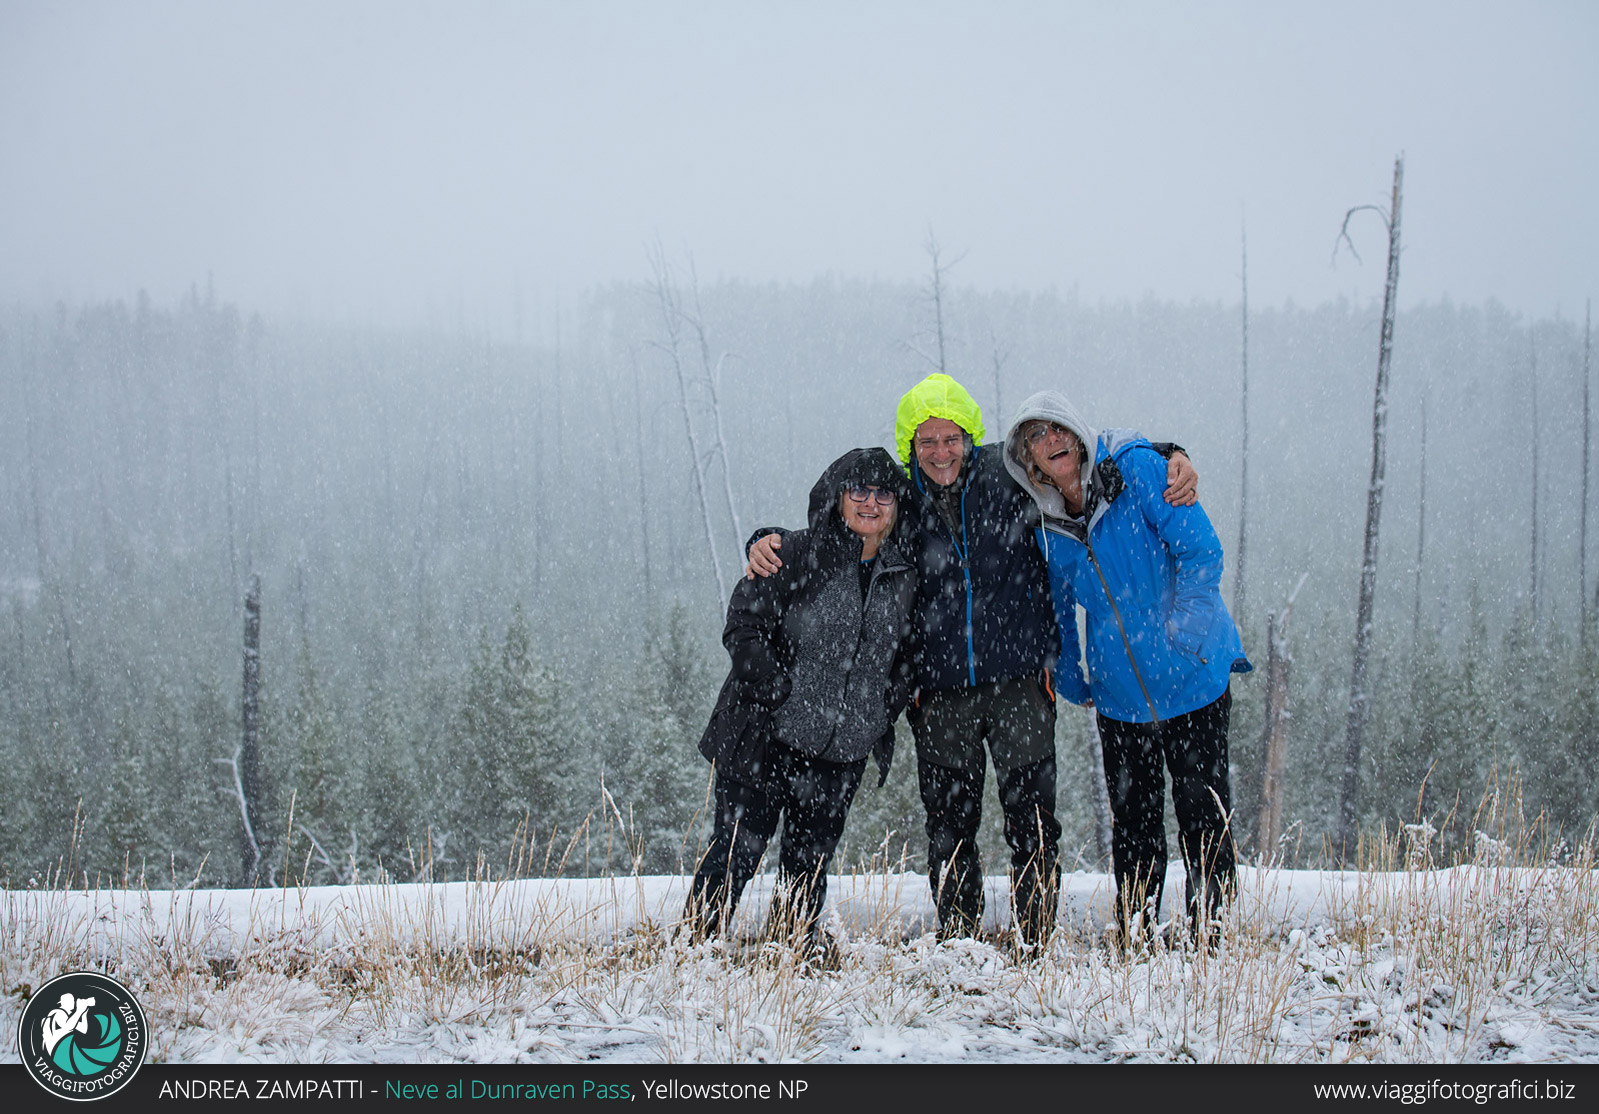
[1023,421,1073,449]
[845,484,898,505]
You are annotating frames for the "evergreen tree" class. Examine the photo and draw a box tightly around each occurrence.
[97,706,154,881]
[1519,624,1594,840]
[1572,634,1599,837]
[1392,629,1450,821]
[14,713,84,880]
[1419,587,1499,853]
[450,627,500,861]
[621,605,714,874]
[496,602,561,867]
[451,605,561,873]
[282,636,357,881]
[357,670,421,880]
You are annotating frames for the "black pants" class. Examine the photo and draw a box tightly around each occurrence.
[912,676,1062,943]
[686,739,866,940]
[1097,688,1236,938]
[918,756,1061,943]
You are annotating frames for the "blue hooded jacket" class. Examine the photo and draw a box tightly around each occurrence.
[1002,391,1251,724]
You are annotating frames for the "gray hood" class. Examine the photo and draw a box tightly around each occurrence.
[1002,390,1099,523]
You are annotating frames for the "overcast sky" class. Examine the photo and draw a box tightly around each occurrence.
[2,1,1594,335]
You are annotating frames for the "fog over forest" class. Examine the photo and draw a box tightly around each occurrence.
[2,272,1594,885]
[0,3,1594,886]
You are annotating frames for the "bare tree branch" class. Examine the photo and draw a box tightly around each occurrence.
[646,239,728,601]
[295,821,342,882]
[989,327,1010,422]
[920,227,967,375]
[1333,203,1391,267]
[899,338,943,373]
[215,747,260,882]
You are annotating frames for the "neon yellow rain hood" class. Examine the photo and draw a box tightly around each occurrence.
[893,374,986,464]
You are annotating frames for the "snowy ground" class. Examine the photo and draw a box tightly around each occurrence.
[3,856,1598,1064]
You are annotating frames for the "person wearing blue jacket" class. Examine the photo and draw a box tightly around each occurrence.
[1003,389,1251,946]
[747,375,1199,948]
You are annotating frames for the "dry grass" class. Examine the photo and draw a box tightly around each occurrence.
[3,791,1596,1064]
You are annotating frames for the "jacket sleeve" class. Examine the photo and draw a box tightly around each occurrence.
[1124,447,1225,657]
[1042,527,1092,705]
[722,535,801,707]
[885,625,916,720]
[872,626,915,788]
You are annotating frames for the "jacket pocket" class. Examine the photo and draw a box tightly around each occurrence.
[721,707,773,787]
[1024,671,1058,713]
[1165,608,1213,664]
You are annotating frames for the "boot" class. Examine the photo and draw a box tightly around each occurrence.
[933,858,985,939]
[681,878,728,944]
[1012,853,1059,949]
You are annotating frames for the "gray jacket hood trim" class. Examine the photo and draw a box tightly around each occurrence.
[1004,391,1151,535]
[1002,390,1100,521]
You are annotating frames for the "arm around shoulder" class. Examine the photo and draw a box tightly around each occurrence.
[721,549,800,704]
[745,528,788,579]
[1127,448,1225,652]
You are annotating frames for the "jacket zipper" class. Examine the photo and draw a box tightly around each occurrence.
[1082,530,1163,726]
[914,450,978,688]
[959,485,976,686]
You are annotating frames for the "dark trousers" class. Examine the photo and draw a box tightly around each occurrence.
[686,739,866,940]
[912,676,1062,943]
[1097,688,1236,938]
[919,755,1062,943]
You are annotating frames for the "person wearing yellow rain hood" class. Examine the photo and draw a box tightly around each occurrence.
[748,374,1196,946]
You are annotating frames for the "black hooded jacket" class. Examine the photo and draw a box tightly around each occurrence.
[902,443,1058,690]
[698,448,917,784]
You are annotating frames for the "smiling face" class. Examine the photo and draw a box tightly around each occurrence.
[912,417,968,487]
[1024,420,1086,513]
[839,485,897,556]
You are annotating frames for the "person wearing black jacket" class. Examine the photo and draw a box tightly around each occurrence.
[685,448,917,946]
[746,375,1197,948]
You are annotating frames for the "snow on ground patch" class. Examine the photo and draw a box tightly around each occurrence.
[3,861,1597,1063]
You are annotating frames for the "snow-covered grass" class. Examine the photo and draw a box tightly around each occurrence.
[3,818,1597,1064]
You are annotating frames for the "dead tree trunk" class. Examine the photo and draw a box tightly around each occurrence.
[239,574,263,884]
[629,348,655,615]
[990,329,1009,428]
[927,227,950,375]
[1234,218,1251,624]
[647,243,728,602]
[1413,391,1428,647]
[906,228,966,375]
[1336,154,1404,860]
[1584,300,1593,649]
[552,308,566,481]
[1528,331,1541,626]
[212,353,240,600]
[684,265,745,548]
[1257,572,1308,855]
[25,369,75,688]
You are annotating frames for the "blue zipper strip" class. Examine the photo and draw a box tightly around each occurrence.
[914,443,980,687]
